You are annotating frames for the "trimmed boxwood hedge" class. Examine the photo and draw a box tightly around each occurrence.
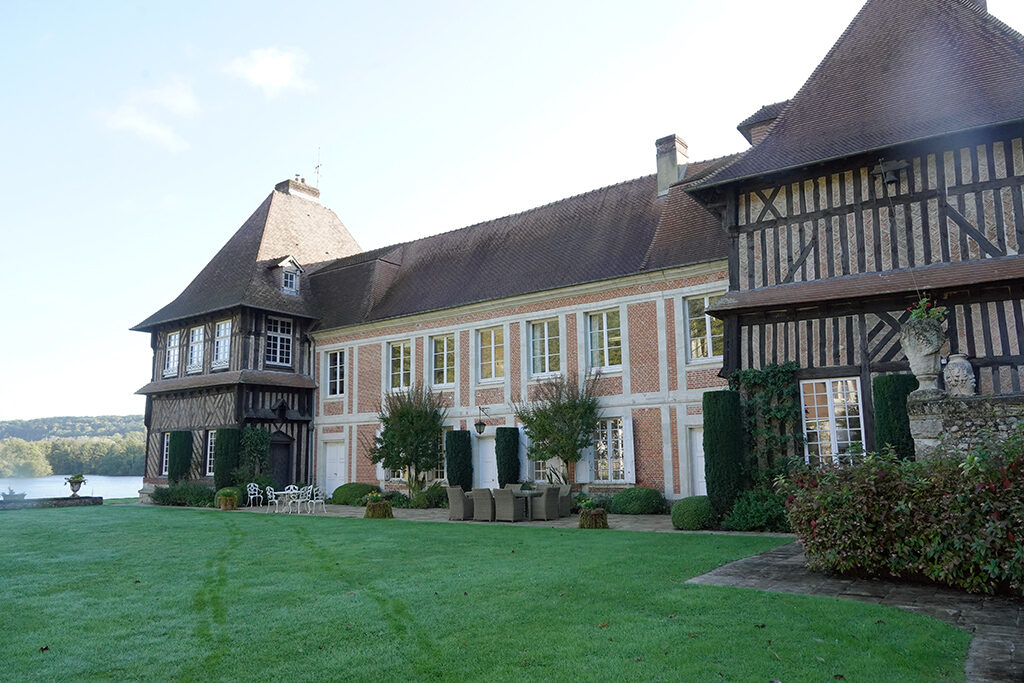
[703,390,744,518]
[213,428,241,490]
[609,487,665,515]
[495,427,519,488]
[872,374,918,460]
[446,430,472,491]
[167,431,193,484]
[671,496,714,530]
[150,482,215,507]
[331,482,379,505]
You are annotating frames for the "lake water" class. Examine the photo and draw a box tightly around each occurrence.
[0,475,143,500]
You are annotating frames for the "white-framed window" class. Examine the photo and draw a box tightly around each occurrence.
[529,319,561,375]
[431,334,456,386]
[389,340,412,390]
[212,320,231,369]
[282,269,299,294]
[801,378,865,466]
[326,350,345,396]
[205,430,216,477]
[187,326,205,373]
[593,417,626,482]
[687,294,724,361]
[265,317,293,366]
[163,331,180,377]
[478,326,504,381]
[533,458,549,482]
[588,309,622,370]
[435,426,453,481]
[161,433,170,476]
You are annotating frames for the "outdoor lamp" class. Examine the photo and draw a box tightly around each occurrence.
[474,407,488,435]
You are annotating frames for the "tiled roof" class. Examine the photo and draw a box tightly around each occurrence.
[313,165,726,330]
[132,186,360,331]
[135,370,318,395]
[692,0,1024,188]
[736,100,790,141]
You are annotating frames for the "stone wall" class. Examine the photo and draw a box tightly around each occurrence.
[907,393,1024,459]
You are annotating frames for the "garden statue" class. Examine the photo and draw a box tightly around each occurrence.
[943,354,976,397]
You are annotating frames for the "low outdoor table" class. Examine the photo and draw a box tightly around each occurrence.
[513,489,543,520]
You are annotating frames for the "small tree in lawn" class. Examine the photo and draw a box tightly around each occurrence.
[368,384,448,496]
[513,374,601,483]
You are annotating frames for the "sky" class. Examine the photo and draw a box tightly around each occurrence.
[2,0,1023,421]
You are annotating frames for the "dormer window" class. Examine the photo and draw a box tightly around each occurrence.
[282,269,299,294]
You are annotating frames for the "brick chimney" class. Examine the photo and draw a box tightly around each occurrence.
[274,176,321,203]
[655,134,689,197]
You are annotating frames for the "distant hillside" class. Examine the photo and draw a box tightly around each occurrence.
[0,415,145,441]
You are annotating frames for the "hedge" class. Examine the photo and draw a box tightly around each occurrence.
[150,482,215,507]
[872,374,918,459]
[331,482,379,505]
[213,428,241,490]
[495,427,520,488]
[167,431,193,484]
[610,487,664,515]
[722,487,790,532]
[671,496,714,530]
[446,430,472,491]
[784,427,1024,595]
[703,390,744,518]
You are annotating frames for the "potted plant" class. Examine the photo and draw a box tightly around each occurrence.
[65,473,86,497]
[364,490,393,519]
[3,487,27,501]
[576,494,608,529]
[900,296,947,393]
[218,493,238,510]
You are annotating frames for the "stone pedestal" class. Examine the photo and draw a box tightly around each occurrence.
[907,393,1024,460]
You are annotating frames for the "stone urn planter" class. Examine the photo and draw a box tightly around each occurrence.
[943,353,976,397]
[578,508,609,529]
[900,318,945,392]
[3,489,27,501]
[365,500,394,519]
[65,475,86,498]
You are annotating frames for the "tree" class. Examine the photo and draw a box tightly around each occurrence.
[0,438,52,477]
[513,374,601,483]
[368,384,448,495]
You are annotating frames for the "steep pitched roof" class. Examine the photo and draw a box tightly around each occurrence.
[736,100,789,143]
[693,0,1024,188]
[133,185,360,331]
[313,165,726,330]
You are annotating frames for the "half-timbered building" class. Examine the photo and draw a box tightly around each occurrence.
[132,179,361,498]
[687,0,1024,463]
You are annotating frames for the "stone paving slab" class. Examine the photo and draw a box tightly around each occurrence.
[687,541,1024,683]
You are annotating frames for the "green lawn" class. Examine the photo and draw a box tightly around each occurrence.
[2,507,967,681]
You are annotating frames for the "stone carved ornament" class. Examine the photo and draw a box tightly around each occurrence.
[943,353,975,397]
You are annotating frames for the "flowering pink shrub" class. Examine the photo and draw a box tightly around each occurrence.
[783,429,1024,595]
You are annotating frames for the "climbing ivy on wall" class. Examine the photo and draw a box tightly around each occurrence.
[727,361,803,480]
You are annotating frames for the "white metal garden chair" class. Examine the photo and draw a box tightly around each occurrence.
[306,486,327,515]
[246,482,264,507]
[265,487,282,513]
[283,484,302,514]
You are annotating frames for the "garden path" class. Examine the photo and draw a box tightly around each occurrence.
[687,542,1024,683]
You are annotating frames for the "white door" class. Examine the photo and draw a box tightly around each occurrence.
[323,441,347,496]
[473,436,499,489]
[689,428,706,496]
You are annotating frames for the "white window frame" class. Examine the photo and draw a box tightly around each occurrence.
[686,294,724,362]
[187,326,205,373]
[163,331,180,377]
[800,377,865,466]
[587,309,622,371]
[205,430,216,477]
[529,318,561,376]
[389,340,412,391]
[435,426,453,481]
[212,320,231,369]
[326,350,345,396]
[265,317,293,366]
[431,334,456,386]
[477,326,504,382]
[282,268,299,294]
[533,458,549,483]
[593,417,626,483]
[161,433,170,476]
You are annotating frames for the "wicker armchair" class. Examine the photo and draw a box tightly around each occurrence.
[493,488,526,522]
[534,486,560,521]
[470,488,495,522]
[446,487,474,521]
[504,483,523,492]
[559,485,572,517]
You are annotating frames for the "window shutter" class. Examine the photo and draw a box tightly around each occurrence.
[375,460,387,481]
[518,430,531,482]
[623,416,636,484]
[575,446,593,484]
